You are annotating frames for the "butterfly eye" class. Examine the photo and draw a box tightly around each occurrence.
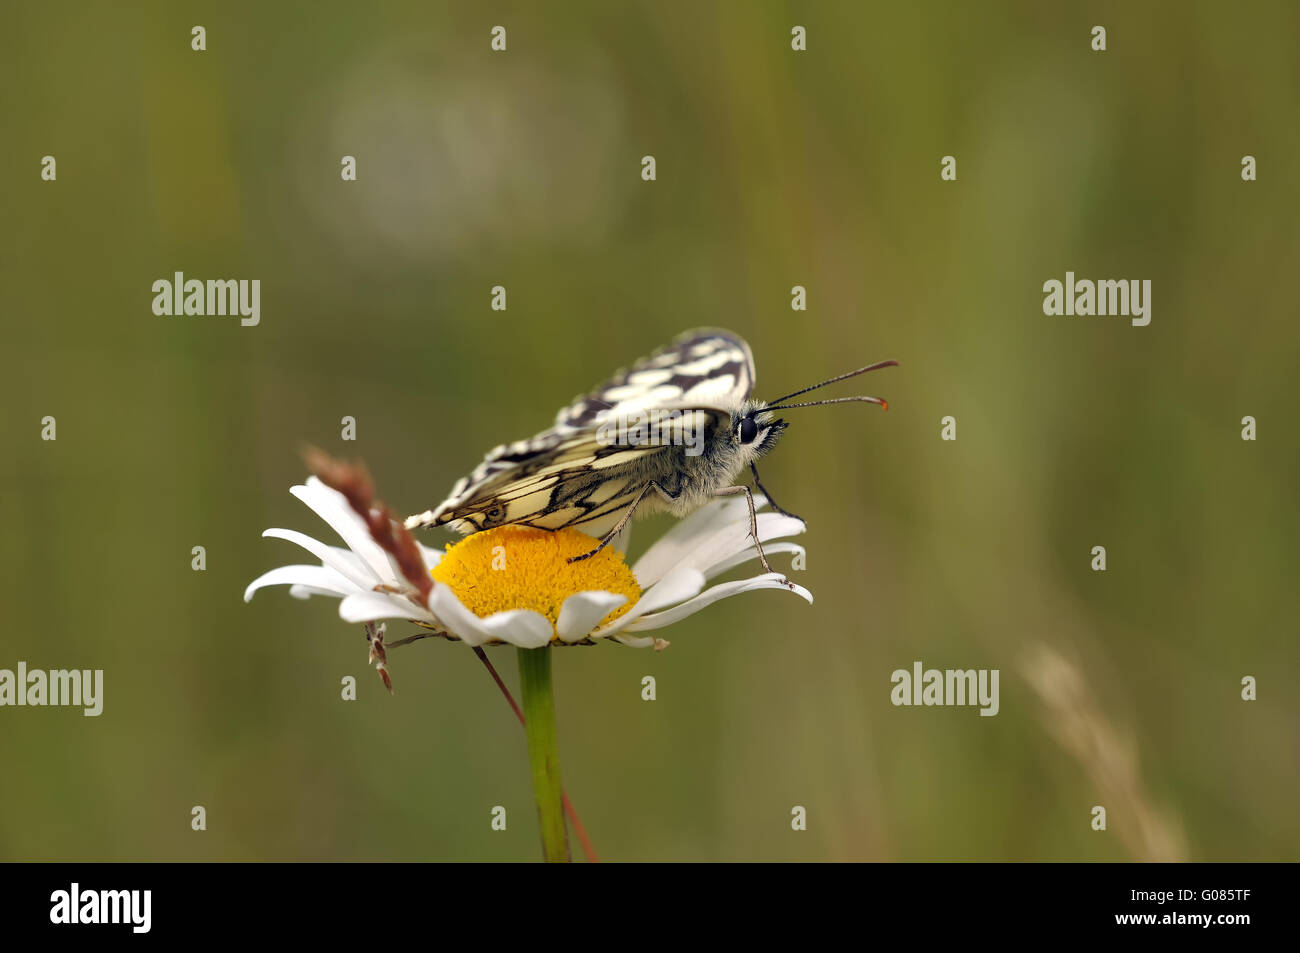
[738,417,759,444]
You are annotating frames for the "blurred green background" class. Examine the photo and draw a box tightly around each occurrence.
[2,0,1297,862]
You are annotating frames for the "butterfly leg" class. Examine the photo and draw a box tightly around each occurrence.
[748,461,803,523]
[712,485,794,588]
[567,481,677,564]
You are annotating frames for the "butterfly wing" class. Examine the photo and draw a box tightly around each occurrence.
[553,327,755,432]
[406,410,732,538]
[405,329,755,539]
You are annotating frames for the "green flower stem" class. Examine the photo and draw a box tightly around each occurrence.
[517,646,570,863]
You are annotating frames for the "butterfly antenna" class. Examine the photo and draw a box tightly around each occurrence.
[766,395,890,411]
[765,359,898,411]
[765,360,898,406]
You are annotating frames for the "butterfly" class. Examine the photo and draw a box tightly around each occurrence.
[404,328,896,576]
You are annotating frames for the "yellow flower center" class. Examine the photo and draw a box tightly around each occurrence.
[430,526,641,635]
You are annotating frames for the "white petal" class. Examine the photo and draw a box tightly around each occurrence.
[261,528,377,590]
[426,584,491,646]
[426,583,553,647]
[594,566,705,637]
[631,498,750,586]
[669,512,806,582]
[292,480,397,581]
[339,590,436,624]
[623,573,813,632]
[701,541,805,581]
[288,584,345,600]
[244,564,357,603]
[555,591,629,643]
[478,611,555,648]
[612,634,657,648]
[639,566,707,614]
[629,505,722,582]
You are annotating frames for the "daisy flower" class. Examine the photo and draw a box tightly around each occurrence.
[244,459,812,863]
[243,476,812,651]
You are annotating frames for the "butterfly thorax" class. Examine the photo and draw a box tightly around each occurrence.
[647,404,782,514]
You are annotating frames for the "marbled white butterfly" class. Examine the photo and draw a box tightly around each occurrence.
[405,329,896,575]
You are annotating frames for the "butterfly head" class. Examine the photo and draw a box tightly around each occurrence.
[733,404,787,459]
[733,357,899,459]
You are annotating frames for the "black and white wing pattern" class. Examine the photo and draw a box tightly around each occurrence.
[552,328,755,432]
[404,329,755,540]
